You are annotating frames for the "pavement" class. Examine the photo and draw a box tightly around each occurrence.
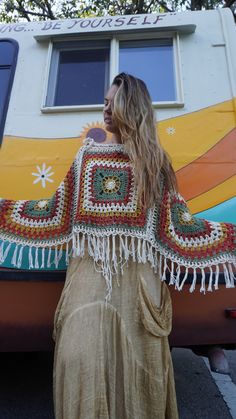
[0,348,235,418]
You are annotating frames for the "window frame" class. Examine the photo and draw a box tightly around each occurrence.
[0,38,19,145]
[41,31,184,113]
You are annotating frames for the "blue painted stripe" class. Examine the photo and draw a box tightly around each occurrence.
[195,196,236,223]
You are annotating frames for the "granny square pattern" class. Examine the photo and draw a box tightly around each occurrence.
[75,148,147,231]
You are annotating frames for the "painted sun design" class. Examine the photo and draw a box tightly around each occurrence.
[32,163,54,188]
[79,122,113,144]
[166,127,176,135]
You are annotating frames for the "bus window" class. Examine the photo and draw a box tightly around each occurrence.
[0,39,19,146]
[119,38,176,102]
[46,40,110,107]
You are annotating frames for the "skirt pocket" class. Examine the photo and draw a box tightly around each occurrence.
[138,277,172,337]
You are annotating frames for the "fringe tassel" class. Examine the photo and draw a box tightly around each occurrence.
[214,264,220,290]
[153,250,158,274]
[223,263,231,288]
[112,235,118,275]
[207,266,212,292]
[35,247,39,269]
[16,245,24,269]
[47,247,52,268]
[228,263,236,283]
[80,234,85,258]
[29,247,34,269]
[178,267,189,291]
[200,267,206,293]
[54,245,63,268]
[0,242,3,262]
[223,262,235,288]
[175,265,181,290]
[190,268,197,293]
[41,248,45,269]
[0,242,11,263]
[141,240,147,263]
[158,254,163,279]
[11,244,19,267]
[130,236,136,261]
[169,260,175,285]
[162,257,168,282]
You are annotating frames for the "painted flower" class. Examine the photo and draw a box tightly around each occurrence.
[166,127,176,135]
[32,163,54,188]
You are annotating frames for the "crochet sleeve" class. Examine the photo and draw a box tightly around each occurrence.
[0,155,79,269]
[156,187,236,291]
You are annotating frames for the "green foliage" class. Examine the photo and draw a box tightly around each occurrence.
[0,0,235,22]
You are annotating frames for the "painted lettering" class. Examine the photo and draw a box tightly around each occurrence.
[67,20,79,30]
[0,25,10,33]
[41,21,53,31]
[127,16,140,25]
[102,18,112,28]
[53,22,62,30]
[152,15,166,24]
[80,19,91,28]
[114,17,126,27]
[91,19,103,29]
[142,16,152,25]
[14,24,26,32]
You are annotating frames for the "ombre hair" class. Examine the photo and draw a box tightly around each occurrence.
[112,73,177,209]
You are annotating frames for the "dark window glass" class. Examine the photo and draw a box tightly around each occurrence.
[0,68,11,117]
[0,40,18,145]
[119,39,176,102]
[0,41,15,65]
[51,41,110,106]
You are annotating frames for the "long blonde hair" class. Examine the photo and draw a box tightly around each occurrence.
[112,73,177,209]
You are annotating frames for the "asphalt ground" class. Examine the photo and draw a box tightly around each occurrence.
[0,349,235,418]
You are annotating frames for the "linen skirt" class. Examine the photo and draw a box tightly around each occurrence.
[53,253,179,419]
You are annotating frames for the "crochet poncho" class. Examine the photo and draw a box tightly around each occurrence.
[1,139,236,298]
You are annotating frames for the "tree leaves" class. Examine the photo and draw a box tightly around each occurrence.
[0,0,235,23]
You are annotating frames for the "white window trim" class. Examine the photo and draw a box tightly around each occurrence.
[41,31,184,113]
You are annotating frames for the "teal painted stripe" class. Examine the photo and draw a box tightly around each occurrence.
[195,196,236,224]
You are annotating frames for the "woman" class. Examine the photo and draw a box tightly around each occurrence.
[0,73,235,418]
[53,73,179,419]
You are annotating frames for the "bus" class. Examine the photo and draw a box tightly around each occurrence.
[0,9,235,369]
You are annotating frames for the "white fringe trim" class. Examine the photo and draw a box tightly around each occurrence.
[0,235,235,301]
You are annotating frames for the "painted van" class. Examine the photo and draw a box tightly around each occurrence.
[0,9,235,352]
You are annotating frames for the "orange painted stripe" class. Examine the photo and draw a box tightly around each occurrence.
[176,128,236,200]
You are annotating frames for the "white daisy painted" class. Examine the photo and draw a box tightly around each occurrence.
[32,163,54,188]
[166,127,176,135]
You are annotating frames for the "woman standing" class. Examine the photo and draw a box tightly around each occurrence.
[53,73,179,418]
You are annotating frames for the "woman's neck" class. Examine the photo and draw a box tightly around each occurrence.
[109,133,122,144]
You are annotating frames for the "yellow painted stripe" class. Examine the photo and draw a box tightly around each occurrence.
[0,136,83,199]
[158,99,236,170]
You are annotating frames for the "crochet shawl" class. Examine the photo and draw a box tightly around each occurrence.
[1,139,236,298]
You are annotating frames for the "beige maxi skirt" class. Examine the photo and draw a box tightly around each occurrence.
[53,253,179,419]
